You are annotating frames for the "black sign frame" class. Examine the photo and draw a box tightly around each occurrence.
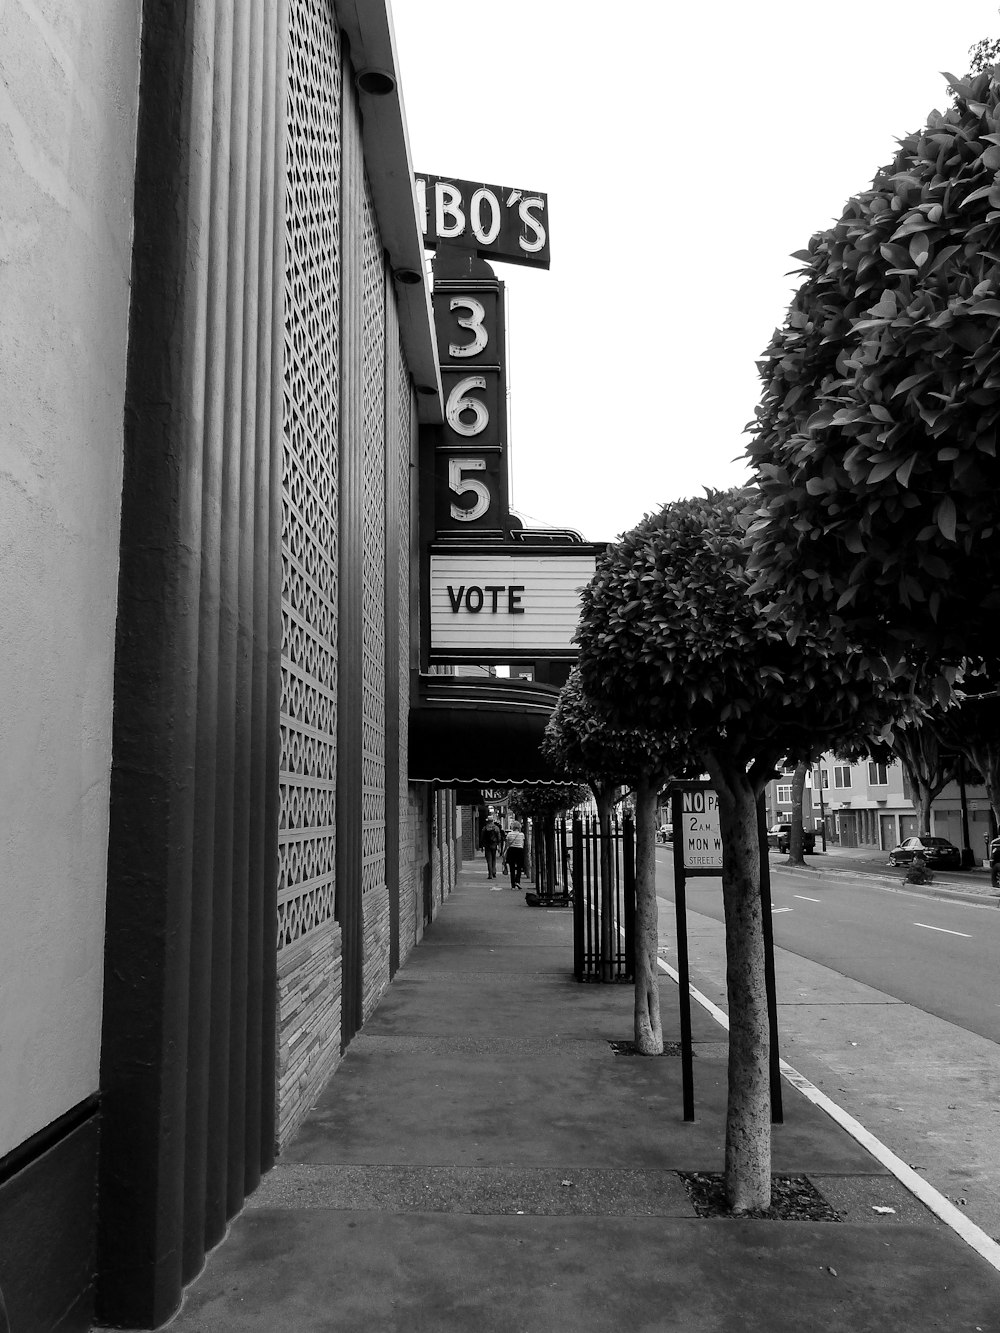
[416,174,550,270]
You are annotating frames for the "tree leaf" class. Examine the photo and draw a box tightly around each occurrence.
[935,496,958,543]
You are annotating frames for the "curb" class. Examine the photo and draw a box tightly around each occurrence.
[655,954,1000,1273]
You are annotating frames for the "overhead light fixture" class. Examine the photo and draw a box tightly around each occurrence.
[392,268,423,286]
[356,68,396,96]
[416,384,439,397]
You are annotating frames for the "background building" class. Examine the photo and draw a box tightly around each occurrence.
[765,756,992,857]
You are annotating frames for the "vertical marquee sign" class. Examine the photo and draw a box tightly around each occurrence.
[416,174,598,664]
[432,271,509,539]
[415,174,551,545]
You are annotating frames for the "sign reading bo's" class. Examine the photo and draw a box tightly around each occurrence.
[415,175,550,269]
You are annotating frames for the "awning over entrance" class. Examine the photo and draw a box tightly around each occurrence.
[408,674,569,785]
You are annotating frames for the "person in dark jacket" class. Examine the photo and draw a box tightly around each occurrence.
[481,814,502,880]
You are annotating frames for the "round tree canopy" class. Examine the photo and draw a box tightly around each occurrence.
[746,67,1000,669]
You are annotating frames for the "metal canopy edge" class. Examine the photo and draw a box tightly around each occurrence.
[408,674,571,784]
[335,0,443,421]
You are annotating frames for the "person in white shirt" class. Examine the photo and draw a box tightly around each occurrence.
[501,821,526,890]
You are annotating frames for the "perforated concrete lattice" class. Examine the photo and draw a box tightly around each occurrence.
[278,0,342,950]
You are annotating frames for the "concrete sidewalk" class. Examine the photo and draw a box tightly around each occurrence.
[160,861,1000,1332]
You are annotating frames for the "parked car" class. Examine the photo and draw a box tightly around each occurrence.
[656,824,673,844]
[887,836,962,870]
[767,822,816,854]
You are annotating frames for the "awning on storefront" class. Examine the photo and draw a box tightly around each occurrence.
[408,674,571,786]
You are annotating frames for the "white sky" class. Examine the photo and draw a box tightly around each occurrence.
[391,1,998,544]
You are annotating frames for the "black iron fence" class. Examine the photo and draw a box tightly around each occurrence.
[568,813,635,982]
[523,814,572,906]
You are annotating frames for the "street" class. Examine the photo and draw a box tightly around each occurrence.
[653,845,1000,1241]
[656,848,1000,1042]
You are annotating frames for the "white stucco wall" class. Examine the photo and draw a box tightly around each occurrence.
[0,1,141,1156]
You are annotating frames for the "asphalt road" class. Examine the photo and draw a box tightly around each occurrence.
[654,846,1000,1045]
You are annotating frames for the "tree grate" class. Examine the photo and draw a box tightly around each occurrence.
[680,1172,841,1221]
[608,1040,684,1057]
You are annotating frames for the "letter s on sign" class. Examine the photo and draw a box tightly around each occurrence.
[518,197,546,254]
[449,457,490,522]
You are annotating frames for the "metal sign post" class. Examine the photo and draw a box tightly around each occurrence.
[756,793,783,1124]
[669,781,782,1125]
[670,781,723,1121]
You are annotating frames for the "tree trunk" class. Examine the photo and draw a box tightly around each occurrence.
[786,761,808,865]
[957,737,1000,850]
[543,812,557,900]
[706,754,771,1212]
[892,728,956,839]
[593,787,615,982]
[633,779,663,1055]
[914,783,933,837]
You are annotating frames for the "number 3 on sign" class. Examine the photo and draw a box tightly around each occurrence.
[449,457,490,521]
[446,375,488,436]
[449,297,488,358]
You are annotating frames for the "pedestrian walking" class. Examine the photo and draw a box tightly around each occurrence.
[989,834,1000,889]
[501,821,526,890]
[481,813,502,881]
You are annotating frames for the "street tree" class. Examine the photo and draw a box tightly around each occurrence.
[967,33,1000,75]
[508,783,589,897]
[542,668,684,1045]
[783,760,811,866]
[745,66,1000,677]
[575,490,915,1212]
[935,671,1000,839]
[842,724,959,836]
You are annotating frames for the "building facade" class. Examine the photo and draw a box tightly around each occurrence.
[766,756,992,858]
[0,2,465,1328]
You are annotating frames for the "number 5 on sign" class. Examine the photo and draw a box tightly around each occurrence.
[449,457,490,521]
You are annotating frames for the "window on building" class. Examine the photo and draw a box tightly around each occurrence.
[776,785,793,804]
[868,761,889,785]
[814,767,829,790]
[833,765,851,788]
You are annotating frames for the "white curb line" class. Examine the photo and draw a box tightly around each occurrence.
[655,954,1000,1273]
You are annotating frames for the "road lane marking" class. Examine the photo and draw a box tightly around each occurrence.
[794,895,821,902]
[914,922,972,938]
[771,907,792,913]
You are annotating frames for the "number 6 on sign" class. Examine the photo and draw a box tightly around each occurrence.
[445,375,489,436]
[449,457,490,521]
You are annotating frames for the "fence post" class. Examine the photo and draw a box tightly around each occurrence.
[572,816,584,980]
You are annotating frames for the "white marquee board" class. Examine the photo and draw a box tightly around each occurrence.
[429,552,595,657]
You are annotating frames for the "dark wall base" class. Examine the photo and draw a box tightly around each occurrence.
[0,1104,99,1333]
